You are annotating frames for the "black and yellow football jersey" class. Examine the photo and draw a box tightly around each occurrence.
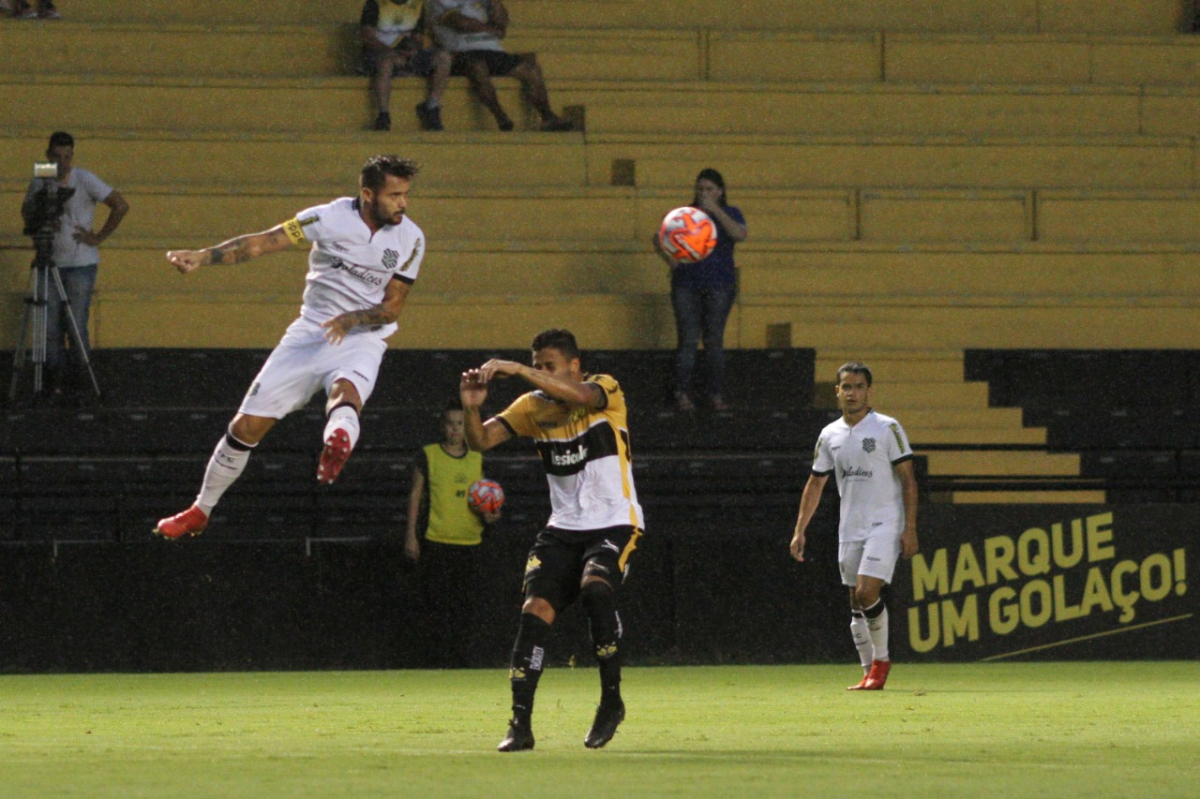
[496,374,644,532]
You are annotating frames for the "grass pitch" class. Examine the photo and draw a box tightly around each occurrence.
[0,663,1196,798]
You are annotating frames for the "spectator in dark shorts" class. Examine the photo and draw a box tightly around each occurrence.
[361,0,452,131]
[428,0,574,132]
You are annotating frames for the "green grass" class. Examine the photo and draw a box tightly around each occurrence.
[0,663,1196,798]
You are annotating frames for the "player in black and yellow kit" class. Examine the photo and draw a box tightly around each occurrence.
[404,401,499,666]
[461,329,645,752]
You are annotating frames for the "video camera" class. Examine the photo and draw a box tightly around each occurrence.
[22,161,75,238]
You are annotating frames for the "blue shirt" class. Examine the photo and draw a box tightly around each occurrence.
[671,204,744,290]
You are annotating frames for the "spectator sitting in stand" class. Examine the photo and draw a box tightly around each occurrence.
[428,0,574,132]
[9,0,60,18]
[361,0,452,131]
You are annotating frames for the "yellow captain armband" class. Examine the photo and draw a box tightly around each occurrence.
[282,216,310,246]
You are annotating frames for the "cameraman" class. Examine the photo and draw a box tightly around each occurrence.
[20,131,129,398]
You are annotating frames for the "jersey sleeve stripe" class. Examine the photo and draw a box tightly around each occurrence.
[812,468,834,476]
[890,454,915,466]
[496,416,518,438]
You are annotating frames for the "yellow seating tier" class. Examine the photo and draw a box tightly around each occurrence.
[0,132,589,189]
[10,76,1200,138]
[11,187,1200,249]
[60,0,1186,35]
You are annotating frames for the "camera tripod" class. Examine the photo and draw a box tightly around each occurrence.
[7,232,102,405]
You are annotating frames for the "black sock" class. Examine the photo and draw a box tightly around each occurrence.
[581,581,623,705]
[509,612,550,723]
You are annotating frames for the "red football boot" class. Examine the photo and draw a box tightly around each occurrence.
[862,659,892,690]
[317,428,352,485]
[847,671,871,691]
[154,505,208,539]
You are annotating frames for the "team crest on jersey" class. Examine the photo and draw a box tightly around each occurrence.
[382,248,399,270]
[862,437,876,453]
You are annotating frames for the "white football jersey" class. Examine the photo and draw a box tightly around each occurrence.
[428,0,505,52]
[811,409,913,542]
[282,197,424,339]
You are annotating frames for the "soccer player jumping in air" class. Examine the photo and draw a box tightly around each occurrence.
[790,362,919,690]
[154,155,425,539]
[460,329,645,751]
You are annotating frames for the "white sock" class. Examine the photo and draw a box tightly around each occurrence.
[865,600,890,662]
[324,405,361,449]
[195,432,255,514]
[850,611,873,672]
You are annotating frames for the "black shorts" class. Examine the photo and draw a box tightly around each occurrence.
[363,46,439,78]
[522,525,643,611]
[450,49,524,78]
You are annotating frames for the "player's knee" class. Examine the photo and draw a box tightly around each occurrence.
[521,595,555,625]
[229,414,270,446]
[854,584,882,609]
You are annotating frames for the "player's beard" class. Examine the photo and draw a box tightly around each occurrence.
[370,198,404,228]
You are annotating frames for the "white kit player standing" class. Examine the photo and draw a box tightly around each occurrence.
[790,361,920,690]
[154,155,425,539]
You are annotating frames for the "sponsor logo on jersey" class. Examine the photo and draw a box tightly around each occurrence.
[249,382,261,396]
[330,258,385,286]
[329,241,349,253]
[524,554,541,575]
[841,465,874,479]
[862,437,876,453]
[552,443,588,467]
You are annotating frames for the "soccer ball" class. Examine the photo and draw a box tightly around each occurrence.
[658,206,718,263]
[467,479,505,515]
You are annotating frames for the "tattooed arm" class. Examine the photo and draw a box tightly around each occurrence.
[321,276,412,345]
[166,225,296,274]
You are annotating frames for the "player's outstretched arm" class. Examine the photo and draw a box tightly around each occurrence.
[321,278,411,345]
[790,473,828,562]
[895,459,919,559]
[166,225,295,274]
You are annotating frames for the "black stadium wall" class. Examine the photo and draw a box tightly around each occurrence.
[0,504,1193,673]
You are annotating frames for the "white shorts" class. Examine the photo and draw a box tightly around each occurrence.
[838,521,902,587]
[238,317,388,419]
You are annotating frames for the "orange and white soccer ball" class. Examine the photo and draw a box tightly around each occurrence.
[467,479,505,515]
[658,206,718,264]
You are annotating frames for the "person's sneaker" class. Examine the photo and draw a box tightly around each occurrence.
[709,394,731,411]
[373,111,391,131]
[12,1,36,18]
[674,391,695,412]
[583,699,625,749]
[317,428,352,485]
[540,116,575,132]
[862,659,892,690]
[847,671,871,691]
[37,1,59,18]
[414,102,443,131]
[154,505,209,539]
[496,116,514,132]
[497,718,535,752]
